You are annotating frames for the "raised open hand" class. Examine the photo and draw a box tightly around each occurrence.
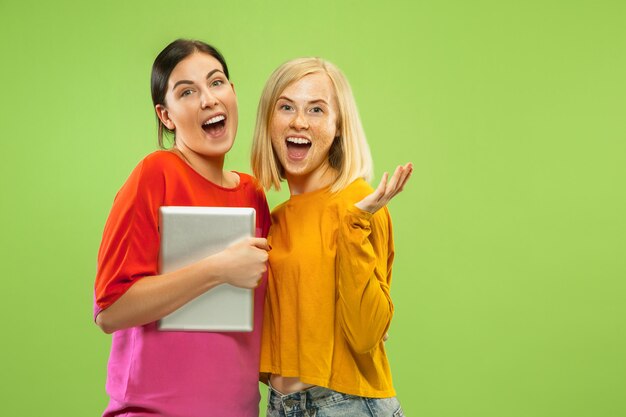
[355,163,413,214]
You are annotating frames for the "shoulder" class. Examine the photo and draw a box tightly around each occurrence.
[139,150,182,176]
[233,172,269,215]
[334,178,374,207]
[115,151,172,204]
[234,172,265,196]
[270,199,288,216]
[235,171,257,186]
[342,178,374,199]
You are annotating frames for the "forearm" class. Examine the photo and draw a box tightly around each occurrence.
[337,266,393,353]
[336,206,394,353]
[96,256,223,333]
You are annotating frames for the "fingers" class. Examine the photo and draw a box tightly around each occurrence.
[394,163,413,195]
[376,162,413,204]
[384,165,404,196]
[355,163,412,213]
[389,163,413,196]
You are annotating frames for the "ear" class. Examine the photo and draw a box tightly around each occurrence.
[230,82,236,95]
[155,104,175,131]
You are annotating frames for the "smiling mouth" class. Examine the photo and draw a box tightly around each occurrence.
[286,137,311,160]
[202,114,226,136]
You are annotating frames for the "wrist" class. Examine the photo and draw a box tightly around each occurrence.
[197,254,226,288]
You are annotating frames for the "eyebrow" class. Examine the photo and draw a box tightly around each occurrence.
[172,69,225,90]
[278,95,329,105]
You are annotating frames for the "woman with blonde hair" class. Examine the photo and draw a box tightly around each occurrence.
[252,57,412,416]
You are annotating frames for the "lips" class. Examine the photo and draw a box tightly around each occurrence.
[201,114,227,137]
[285,136,311,160]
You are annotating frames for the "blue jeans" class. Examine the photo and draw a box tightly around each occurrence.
[266,384,405,417]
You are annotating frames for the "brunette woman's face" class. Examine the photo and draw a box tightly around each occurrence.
[270,72,339,185]
[156,52,238,159]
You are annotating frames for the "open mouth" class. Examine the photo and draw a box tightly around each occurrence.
[286,137,311,160]
[202,114,226,136]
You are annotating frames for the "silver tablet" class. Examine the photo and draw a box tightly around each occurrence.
[157,206,255,332]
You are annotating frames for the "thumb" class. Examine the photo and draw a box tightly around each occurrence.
[249,237,270,251]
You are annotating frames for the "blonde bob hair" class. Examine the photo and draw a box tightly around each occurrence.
[251,57,373,193]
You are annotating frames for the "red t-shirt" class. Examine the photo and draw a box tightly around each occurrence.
[94,150,270,417]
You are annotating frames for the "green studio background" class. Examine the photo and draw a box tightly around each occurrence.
[1,0,624,415]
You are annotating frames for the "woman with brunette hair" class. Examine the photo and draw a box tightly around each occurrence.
[252,57,412,416]
[94,39,270,417]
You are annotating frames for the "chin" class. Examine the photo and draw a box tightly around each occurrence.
[214,136,236,152]
[284,167,312,178]
[278,160,304,174]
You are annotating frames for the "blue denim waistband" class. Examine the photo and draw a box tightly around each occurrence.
[268,382,355,411]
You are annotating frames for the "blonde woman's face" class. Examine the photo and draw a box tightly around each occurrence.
[270,72,339,190]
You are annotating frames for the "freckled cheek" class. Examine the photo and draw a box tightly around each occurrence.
[270,121,285,143]
[270,135,283,154]
[271,116,286,133]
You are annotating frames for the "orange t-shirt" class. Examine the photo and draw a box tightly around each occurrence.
[261,178,396,398]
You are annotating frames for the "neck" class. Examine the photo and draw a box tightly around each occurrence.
[286,163,338,196]
[171,146,225,186]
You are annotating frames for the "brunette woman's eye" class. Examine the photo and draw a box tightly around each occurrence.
[211,79,224,87]
[181,89,193,97]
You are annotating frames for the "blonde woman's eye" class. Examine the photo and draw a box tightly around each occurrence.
[311,107,323,113]
[280,104,293,111]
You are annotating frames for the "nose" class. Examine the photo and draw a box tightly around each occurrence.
[289,110,309,130]
[200,88,219,109]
